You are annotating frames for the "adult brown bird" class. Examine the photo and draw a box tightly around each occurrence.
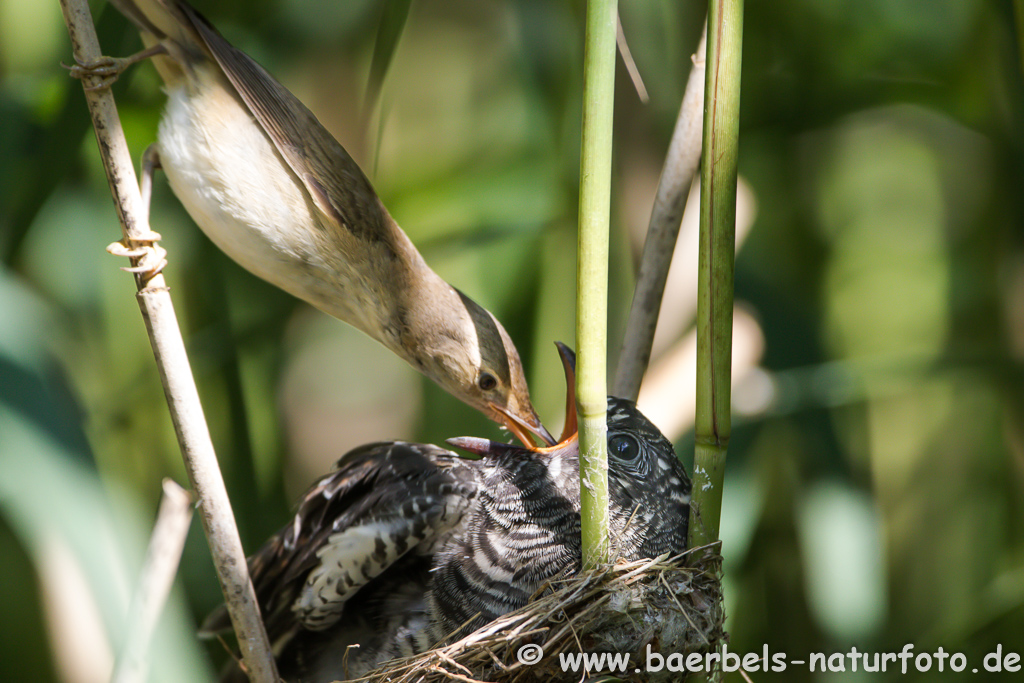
[77,0,552,446]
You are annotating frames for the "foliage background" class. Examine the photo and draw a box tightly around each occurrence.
[1,0,1023,681]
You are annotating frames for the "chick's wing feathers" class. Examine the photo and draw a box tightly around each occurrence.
[202,442,479,641]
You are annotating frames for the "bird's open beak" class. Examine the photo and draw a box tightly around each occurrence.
[447,431,579,458]
[490,403,556,448]
[484,342,578,452]
[553,342,577,443]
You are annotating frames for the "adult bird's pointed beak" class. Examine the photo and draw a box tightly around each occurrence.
[491,403,556,448]
[484,342,579,453]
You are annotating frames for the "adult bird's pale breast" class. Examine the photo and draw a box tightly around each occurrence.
[159,83,361,318]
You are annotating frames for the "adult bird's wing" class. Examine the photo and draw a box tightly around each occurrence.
[200,442,480,644]
[176,1,398,247]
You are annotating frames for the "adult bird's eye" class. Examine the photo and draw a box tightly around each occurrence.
[608,433,641,461]
[478,372,497,391]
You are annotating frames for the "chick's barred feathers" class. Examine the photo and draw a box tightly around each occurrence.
[203,443,479,641]
[204,398,691,682]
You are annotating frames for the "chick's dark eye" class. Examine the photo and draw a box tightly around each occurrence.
[478,373,497,391]
[608,433,641,461]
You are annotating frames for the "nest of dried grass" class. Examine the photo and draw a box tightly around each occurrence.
[350,545,725,683]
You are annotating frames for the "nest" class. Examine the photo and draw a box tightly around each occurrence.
[350,545,725,683]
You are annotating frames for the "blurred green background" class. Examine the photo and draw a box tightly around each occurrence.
[2,0,1023,681]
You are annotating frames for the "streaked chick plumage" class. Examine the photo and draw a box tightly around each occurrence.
[205,397,691,682]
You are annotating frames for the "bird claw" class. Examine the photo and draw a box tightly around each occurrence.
[107,232,167,277]
[64,55,132,92]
